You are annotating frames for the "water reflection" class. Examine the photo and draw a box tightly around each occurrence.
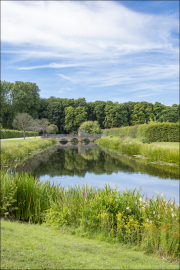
[13,144,179,201]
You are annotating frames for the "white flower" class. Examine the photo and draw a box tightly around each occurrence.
[170,201,173,205]
[153,211,155,214]
[156,191,159,195]
[139,198,142,202]
[147,219,149,222]
[126,207,129,210]
[171,213,174,217]
[158,214,160,219]
[161,193,163,197]
[171,208,173,212]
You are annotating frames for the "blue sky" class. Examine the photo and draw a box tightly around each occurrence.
[1,1,179,105]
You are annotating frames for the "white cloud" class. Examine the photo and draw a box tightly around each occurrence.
[2,1,178,56]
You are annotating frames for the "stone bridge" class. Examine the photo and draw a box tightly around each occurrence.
[41,129,104,145]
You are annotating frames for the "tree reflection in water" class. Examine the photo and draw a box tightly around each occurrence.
[13,144,179,180]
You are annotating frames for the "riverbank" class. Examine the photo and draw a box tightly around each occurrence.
[2,218,179,269]
[1,138,57,169]
[1,172,179,261]
[94,136,179,164]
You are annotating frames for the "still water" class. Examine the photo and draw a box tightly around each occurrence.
[14,144,179,201]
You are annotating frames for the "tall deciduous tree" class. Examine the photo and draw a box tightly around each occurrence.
[47,102,64,133]
[12,113,33,139]
[11,81,40,118]
[65,106,87,134]
[40,118,50,136]
[30,119,42,138]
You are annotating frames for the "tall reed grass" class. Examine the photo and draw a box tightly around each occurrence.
[95,137,179,164]
[1,172,179,259]
[1,139,57,168]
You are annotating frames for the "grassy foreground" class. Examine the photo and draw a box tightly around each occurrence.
[95,136,179,164]
[1,218,179,269]
[1,173,179,261]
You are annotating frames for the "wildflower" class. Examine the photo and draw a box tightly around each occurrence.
[171,208,173,212]
[153,211,155,214]
[147,219,149,222]
[161,193,163,197]
[139,197,142,202]
[156,191,159,195]
[126,207,129,210]
[84,191,86,197]
[171,213,174,217]
[49,190,50,195]
[158,214,160,219]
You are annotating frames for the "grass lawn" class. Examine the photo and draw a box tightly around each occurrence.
[1,138,41,147]
[1,218,179,270]
[151,142,179,149]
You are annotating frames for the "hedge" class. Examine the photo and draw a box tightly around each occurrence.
[103,122,179,142]
[0,129,39,139]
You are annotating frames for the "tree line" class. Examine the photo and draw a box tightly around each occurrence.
[1,80,179,134]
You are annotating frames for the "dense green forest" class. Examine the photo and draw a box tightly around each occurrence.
[1,80,179,133]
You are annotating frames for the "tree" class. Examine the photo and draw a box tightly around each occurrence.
[0,80,14,128]
[64,106,87,134]
[47,124,58,134]
[11,81,40,118]
[79,121,102,134]
[30,119,42,138]
[93,101,106,128]
[12,113,33,139]
[131,102,154,125]
[40,118,50,136]
[47,102,64,133]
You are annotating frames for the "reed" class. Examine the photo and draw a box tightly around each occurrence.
[95,137,179,164]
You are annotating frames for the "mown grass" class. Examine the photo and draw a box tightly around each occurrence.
[151,142,179,149]
[1,138,41,146]
[95,136,179,164]
[1,173,179,261]
[2,218,179,270]
[1,138,57,169]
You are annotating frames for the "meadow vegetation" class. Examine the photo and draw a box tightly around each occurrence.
[95,136,179,164]
[1,173,179,261]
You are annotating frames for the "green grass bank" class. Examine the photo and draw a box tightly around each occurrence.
[95,136,179,164]
[1,173,179,261]
[1,138,57,169]
[2,218,179,269]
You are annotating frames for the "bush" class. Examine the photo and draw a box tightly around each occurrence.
[104,123,179,142]
[0,129,38,139]
[79,121,102,134]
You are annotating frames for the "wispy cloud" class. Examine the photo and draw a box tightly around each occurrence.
[1,1,178,104]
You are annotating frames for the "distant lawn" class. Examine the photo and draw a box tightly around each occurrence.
[1,138,42,147]
[151,142,179,149]
[1,218,178,270]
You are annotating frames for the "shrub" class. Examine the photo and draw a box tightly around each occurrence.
[0,129,38,139]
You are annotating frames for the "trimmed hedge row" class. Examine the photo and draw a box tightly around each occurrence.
[0,129,38,139]
[103,122,179,142]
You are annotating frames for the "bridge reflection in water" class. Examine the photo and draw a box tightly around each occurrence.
[52,142,99,154]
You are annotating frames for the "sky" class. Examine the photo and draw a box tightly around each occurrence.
[1,1,179,106]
